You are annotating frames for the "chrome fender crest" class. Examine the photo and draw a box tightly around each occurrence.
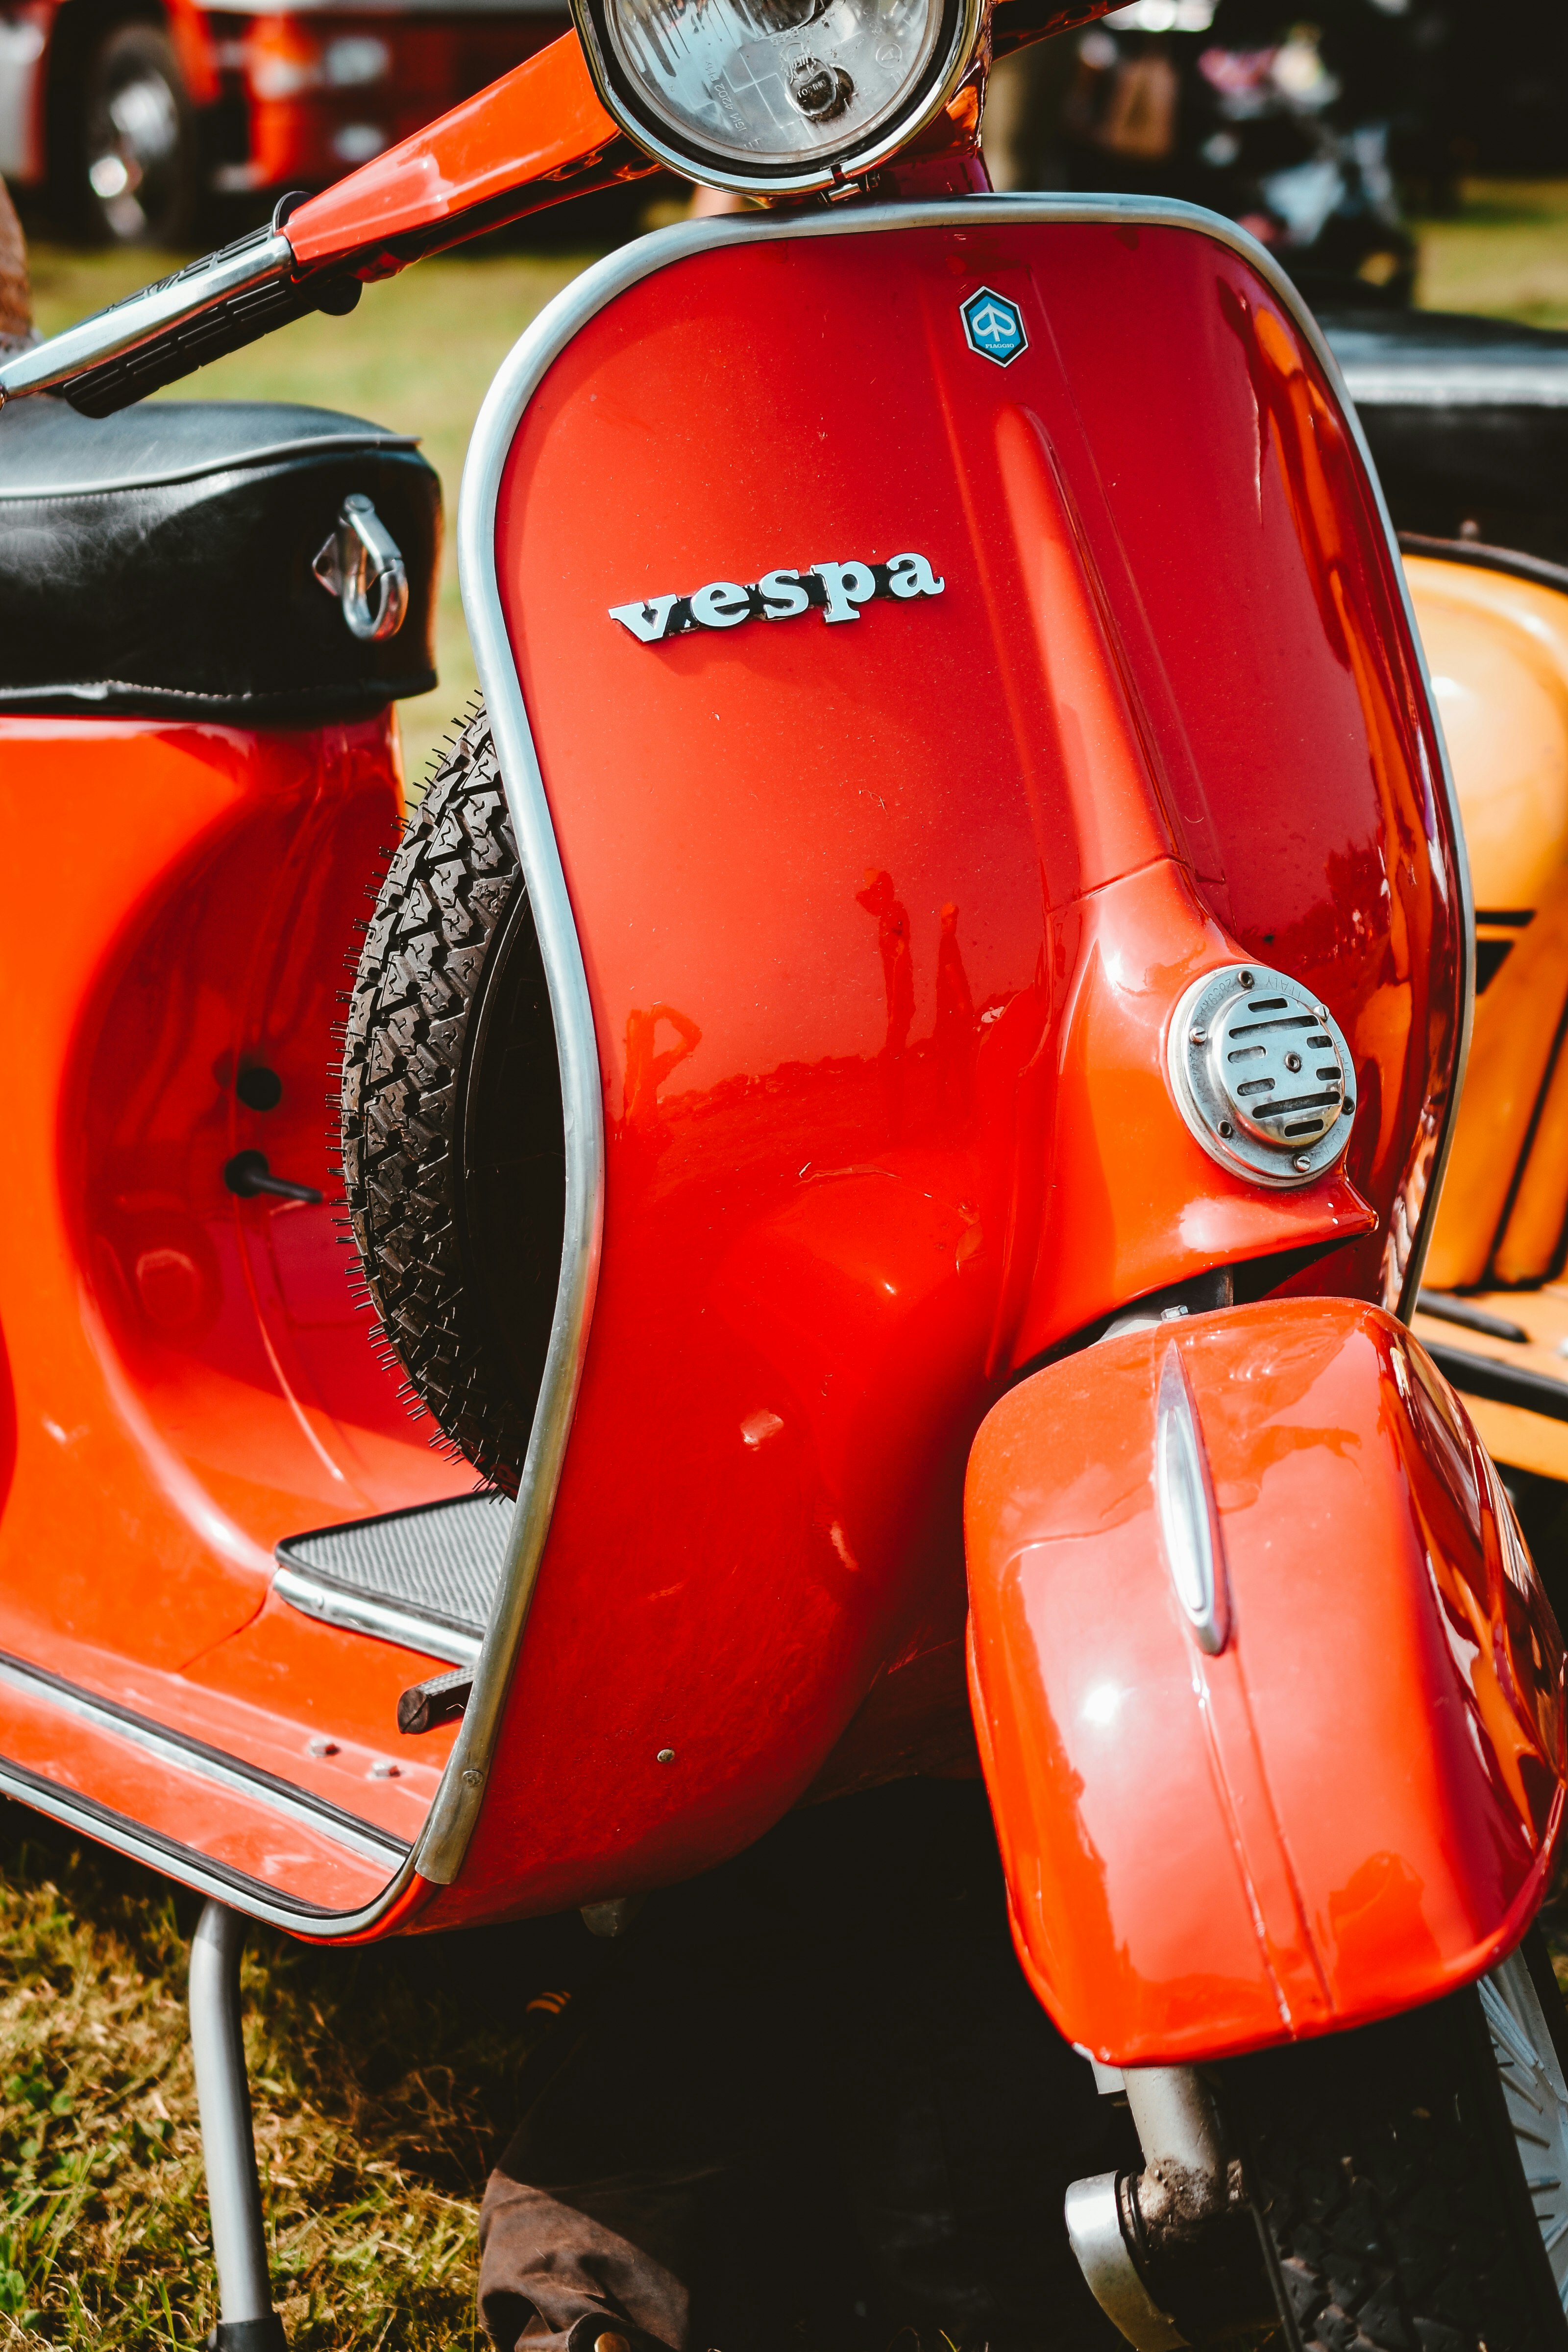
[609,552,944,643]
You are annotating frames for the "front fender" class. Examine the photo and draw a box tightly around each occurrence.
[965,1298,1567,2066]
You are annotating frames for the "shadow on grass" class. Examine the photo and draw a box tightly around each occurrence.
[0,1802,594,2351]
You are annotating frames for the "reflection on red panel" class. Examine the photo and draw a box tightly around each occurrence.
[967,1300,1565,2063]
[413,216,1460,1929]
[0,712,465,1894]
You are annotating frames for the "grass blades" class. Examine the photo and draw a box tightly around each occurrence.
[0,1806,563,2351]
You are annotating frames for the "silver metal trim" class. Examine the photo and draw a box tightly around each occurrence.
[568,0,985,198]
[1153,1346,1230,1656]
[0,232,295,403]
[1166,962,1355,1189]
[0,1655,406,1873]
[1064,2173,1186,2352]
[0,193,1466,1935]
[190,1904,279,2331]
[272,1563,481,1668]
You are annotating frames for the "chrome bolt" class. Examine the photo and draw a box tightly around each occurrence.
[1189,1027,1207,1046]
[1293,1153,1312,1172]
[657,1747,676,1764]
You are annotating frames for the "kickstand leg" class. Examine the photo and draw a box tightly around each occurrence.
[189,1900,288,2352]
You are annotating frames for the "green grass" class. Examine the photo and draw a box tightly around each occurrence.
[11,171,1568,2350]
[0,1806,557,2350]
[1412,177,1568,330]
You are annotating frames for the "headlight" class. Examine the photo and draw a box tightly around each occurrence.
[571,0,984,192]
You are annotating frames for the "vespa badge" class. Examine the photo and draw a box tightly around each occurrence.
[609,552,944,644]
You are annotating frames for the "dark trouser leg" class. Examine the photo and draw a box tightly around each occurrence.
[479,1782,1137,2352]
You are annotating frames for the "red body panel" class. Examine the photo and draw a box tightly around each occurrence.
[406,214,1461,1930]
[0,212,1465,1943]
[285,29,622,263]
[965,1300,1566,2065]
[231,11,568,205]
[0,715,466,1905]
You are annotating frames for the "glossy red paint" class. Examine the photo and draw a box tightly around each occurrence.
[406,213,1461,1930]
[965,1298,1567,2065]
[284,31,634,268]
[0,215,1464,1939]
[0,714,468,1909]
[238,13,567,201]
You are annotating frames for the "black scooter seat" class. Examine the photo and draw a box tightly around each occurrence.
[0,395,440,723]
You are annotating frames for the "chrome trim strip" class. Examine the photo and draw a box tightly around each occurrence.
[0,1752,345,1918]
[0,231,294,402]
[0,1653,407,1871]
[272,1564,482,1668]
[437,192,1470,1889]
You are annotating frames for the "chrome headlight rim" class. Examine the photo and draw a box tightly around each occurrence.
[568,0,987,196]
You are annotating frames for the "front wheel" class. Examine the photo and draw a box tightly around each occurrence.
[1221,1931,1568,2352]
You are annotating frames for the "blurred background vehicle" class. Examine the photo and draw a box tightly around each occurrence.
[984,0,1568,313]
[0,0,568,243]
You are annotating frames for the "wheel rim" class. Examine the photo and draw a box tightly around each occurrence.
[87,62,182,239]
[1483,1952,1568,2309]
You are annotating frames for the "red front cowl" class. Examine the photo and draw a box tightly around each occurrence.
[427,211,1465,1927]
[966,1299,1568,2066]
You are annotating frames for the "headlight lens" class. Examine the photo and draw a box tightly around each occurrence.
[575,0,978,188]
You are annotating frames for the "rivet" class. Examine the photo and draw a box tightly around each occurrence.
[1343,1096,1355,1114]
[369,1759,400,1779]
[596,2335,632,2352]
[1284,1052,1301,1072]
[461,1767,484,1789]
[306,1737,339,1759]
[657,1748,676,1765]
[1218,1120,1234,1139]
[1239,970,1255,988]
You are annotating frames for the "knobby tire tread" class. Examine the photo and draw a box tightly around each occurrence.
[340,700,536,1492]
[1225,1988,1568,2352]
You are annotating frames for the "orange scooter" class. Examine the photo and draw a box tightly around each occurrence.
[0,6,1564,2347]
[1317,314,1568,1543]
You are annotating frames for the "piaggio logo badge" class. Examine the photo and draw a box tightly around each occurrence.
[960,288,1027,367]
[609,553,944,644]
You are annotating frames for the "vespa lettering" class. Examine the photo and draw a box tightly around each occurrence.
[609,552,944,644]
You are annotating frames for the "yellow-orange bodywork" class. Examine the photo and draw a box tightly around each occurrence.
[1410,551,1568,1479]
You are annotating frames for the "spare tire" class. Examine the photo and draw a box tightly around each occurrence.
[340,701,564,1493]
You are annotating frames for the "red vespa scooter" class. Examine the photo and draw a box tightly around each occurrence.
[0,2,1563,2346]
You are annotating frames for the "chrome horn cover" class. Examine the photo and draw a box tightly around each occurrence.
[1167,963,1355,1190]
